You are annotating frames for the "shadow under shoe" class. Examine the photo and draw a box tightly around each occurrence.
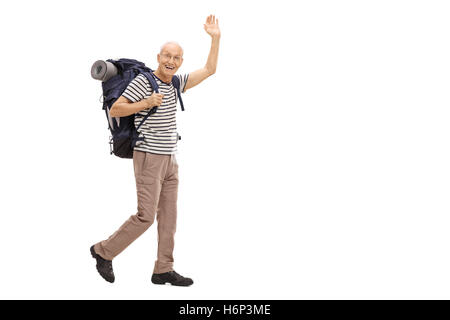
[90,245,115,283]
[151,270,193,286]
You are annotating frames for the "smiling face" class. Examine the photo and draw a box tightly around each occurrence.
[156,42,184,80]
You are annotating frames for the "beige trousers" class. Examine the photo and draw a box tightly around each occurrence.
[94,150,179,274]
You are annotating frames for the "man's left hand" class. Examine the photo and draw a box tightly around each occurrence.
[204,14,221,39]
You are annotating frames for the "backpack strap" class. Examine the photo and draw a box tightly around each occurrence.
[134,71,160,131]
[171,76,185,111]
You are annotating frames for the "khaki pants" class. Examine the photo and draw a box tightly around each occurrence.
[94,150,179,274]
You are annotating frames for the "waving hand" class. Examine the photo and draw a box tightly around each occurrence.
[204,14,221,38]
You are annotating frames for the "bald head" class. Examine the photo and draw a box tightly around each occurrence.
[160,41,184,57]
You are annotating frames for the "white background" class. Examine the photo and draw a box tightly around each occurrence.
[0,0,449,299]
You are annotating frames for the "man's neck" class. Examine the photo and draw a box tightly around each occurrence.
[153,69,171,84]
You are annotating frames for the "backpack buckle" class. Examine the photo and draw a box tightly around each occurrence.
[109,136,113,155]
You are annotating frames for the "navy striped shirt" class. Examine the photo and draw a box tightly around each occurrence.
[122,73,188,155]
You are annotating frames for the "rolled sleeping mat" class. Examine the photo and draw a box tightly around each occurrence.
[91,60,118,82]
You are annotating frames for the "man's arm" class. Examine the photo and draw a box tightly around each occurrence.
[184,15,221,92]
[110,94,163,117]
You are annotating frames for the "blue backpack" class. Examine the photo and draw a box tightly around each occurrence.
[101,58,185,158]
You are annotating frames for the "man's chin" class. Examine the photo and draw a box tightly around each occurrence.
[163,70,175,77]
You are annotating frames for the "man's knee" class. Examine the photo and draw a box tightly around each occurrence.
[133,209,156,229]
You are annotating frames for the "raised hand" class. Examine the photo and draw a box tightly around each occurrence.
[203,14,221,38]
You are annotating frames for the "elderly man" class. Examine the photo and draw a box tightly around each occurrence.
[90,15,220,286]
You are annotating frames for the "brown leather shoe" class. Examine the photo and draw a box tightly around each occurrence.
[151,270,193,286]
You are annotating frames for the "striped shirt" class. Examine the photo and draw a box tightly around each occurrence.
[122,73,189,155]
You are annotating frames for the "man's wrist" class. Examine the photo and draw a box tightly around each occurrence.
[139,99,152,111]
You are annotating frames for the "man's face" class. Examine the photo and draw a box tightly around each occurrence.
[157,43,184,78]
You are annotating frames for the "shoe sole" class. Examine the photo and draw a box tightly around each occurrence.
[151,277,193,286]
[151,278,168,285]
